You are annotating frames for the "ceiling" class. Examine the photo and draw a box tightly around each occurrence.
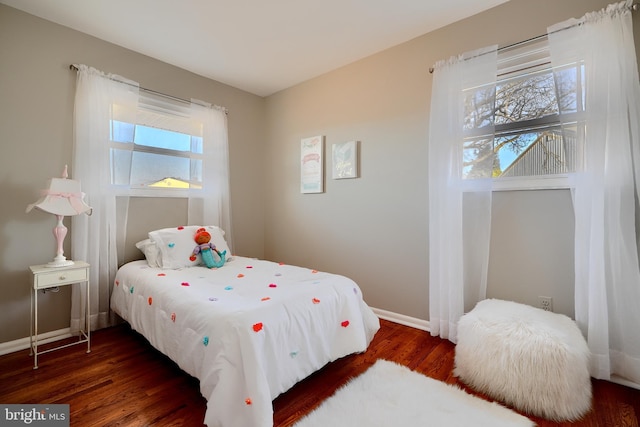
[2,0,509,97]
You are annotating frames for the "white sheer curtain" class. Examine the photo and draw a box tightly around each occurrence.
[71,65,139,332]
[70,66,232,332]
[549,0,640,384]
[188,101,233,252]
[428,46,498,342]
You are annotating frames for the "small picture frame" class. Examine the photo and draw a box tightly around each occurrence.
[300,136,324,193]
[332,141,359,179]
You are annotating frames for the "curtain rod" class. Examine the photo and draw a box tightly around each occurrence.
[429,1,639,74]
[69,64,228,114]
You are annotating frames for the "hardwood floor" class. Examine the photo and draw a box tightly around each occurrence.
[1,319,638,426]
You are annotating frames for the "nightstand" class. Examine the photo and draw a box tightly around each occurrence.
[29,261,90,369]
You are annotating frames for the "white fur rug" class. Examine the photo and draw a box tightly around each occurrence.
[293,359,534,427]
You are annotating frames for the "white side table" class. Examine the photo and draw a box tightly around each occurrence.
[29,261,91,369]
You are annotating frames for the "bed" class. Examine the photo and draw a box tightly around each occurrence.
[110,225,380,427]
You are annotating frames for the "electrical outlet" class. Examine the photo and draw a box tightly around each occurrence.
[539,296,553,312]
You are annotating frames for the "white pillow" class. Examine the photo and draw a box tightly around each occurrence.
[148,225,232,269]
[135,238,161,268]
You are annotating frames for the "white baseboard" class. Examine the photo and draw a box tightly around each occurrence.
[372,307,430,332]
[0,328,72,356]
[610,375,640,391]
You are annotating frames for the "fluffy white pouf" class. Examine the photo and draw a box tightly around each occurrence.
[454,299,592,421]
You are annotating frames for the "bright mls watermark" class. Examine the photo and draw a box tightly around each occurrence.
[1,405,69,426]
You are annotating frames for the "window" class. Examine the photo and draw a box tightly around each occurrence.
[109,92,205,194]
[463,38,582,190]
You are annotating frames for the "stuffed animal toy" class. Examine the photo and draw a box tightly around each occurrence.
[190,227,226,268]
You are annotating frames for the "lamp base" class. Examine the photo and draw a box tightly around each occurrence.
[46,255,75,268]
[46,215,74,268]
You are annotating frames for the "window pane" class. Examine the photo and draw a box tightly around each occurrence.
[129,151,189,188]
[495,71,559,125]
[463,126,576,179]
[111,120,134,143]
[191,135,203,155]
[110,148,132,186]
[463,137,497,179]
[497,127,575,177]
[464,86,496,131]
[553,64,584,115]
[134,125,192,152]
[190,158,203,188]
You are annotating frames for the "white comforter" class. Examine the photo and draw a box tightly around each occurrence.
[110,257,380,427]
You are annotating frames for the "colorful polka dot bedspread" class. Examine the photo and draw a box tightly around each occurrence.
[110,257,380,427]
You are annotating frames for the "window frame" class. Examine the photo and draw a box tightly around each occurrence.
[109,92,207,198]
[473,38,578,191]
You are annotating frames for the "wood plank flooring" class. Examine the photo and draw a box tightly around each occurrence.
[0,319,638,426]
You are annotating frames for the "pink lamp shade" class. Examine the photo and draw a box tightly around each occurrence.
[26,166,92,267]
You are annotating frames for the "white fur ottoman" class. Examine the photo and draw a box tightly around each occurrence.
[454,299,592,421]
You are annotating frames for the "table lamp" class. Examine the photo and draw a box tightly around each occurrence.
[26,165,92,268]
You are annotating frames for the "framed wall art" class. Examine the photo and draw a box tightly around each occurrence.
[300,135,324,193]
[332,140,359,179]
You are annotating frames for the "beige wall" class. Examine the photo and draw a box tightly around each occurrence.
[2,0,639,346]
[0,4,266,343]
[264,0,640,320]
